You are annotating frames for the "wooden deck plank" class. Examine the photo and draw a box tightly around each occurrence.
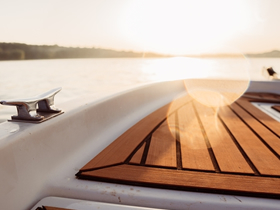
[245,93,279,100]
[194,101,254,174]
[145,115,177,168]
[78,93,280,198]
[260,93,279,99]
[231,103,280,157]
[218,105,280,176]
[237,98,280,137]
[130,142,146,164]
[272,105,280,113]
[178,103,215,171]
[78,164,280,197]
[80,95,189,171]
[80,103,171,171]
[274,94,280,100]
[242,93,280,103]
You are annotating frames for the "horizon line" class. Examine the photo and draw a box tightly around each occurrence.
[0,42,279,57]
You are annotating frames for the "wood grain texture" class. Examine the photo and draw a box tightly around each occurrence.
[178,103,215,171]
[237,98,280,137]
[194,101,254,174]
[146,115,177,168]
[130,142,146,164]
[231,103,280,157]
[272,105,280,113]
[80,103,169,171]
[218,105,280,176]
[79,164,280,197]
[78,93,280,198]
[243,93,280,101]
[80,95,190,171]
[259,93,279,99]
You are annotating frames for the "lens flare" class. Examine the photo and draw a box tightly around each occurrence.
[184,47,251,108]
[184,78,249,107]
[165,47,251,151]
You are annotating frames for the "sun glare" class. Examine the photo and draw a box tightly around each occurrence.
[120,0,253,55]
[142,55,250,107]
[141,57,209,81]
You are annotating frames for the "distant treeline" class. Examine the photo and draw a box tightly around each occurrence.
[0,43,165,61]
[187,51,280,58]
[246,50,280,58]
[1,42,279,61]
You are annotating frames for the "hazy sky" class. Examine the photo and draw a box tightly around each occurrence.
[1,0,280,55]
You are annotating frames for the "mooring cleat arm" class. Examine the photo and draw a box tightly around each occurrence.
[0,87,62,122]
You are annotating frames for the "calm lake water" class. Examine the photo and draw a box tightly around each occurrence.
[0,57,280,123]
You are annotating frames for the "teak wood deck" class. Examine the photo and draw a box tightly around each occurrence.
[76,92,280,198]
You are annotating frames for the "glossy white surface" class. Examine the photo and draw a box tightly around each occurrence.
[252,102,280,122]
[0,80,185,209]
[31,197,162,210]
[1,80,280,210]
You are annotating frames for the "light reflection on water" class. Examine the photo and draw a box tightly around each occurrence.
[0,57,279,123]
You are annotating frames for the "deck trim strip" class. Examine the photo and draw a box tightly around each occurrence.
[79,164,280,198]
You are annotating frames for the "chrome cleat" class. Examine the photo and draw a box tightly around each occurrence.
[0,87,63,123]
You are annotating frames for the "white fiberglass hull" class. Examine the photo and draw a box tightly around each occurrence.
[1,80,280,210]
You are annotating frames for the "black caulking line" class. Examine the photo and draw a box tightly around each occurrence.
[126,99,194,165]
[124,139,146,164]
[175,110,183,170]
[140,134,152,165]
[236,100,280,139]
[217,107,260,176]
[229,104,280,161]
[192,101,221,173]
[125,118,166,164]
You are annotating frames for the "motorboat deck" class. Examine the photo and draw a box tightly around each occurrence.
[76,92,280,198]
[2,80,280,209]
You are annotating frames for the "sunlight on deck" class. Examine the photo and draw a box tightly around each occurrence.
[159,56,251,149]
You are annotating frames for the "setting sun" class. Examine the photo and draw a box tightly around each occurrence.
[120,0,255,55]
[1,0,279,55]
